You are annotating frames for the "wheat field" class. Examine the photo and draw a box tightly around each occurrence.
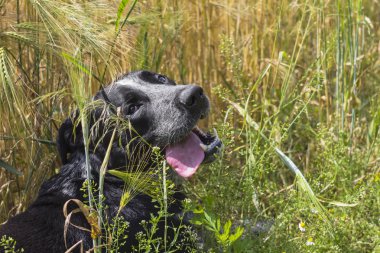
[0,0,379,252]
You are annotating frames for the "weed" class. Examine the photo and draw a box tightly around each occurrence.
[1,0,379,252]
[0,235,24,253]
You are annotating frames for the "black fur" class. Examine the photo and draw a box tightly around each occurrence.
[0,71,220,252]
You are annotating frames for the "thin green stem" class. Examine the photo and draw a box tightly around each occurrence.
[162,161,168,251]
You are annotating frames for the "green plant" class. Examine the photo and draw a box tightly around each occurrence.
[0,235,24,253]
[1,0,379,252]
[111,149,199,252]
[192,208,244,252]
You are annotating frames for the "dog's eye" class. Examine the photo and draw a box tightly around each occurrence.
[126,104,141,115]
[156,74,167,83]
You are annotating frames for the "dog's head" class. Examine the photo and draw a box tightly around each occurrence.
[58,70,222,178]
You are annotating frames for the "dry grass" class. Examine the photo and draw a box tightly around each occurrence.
[0,0,379,252]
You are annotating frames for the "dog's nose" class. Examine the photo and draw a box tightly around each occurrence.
[179,85,204,108]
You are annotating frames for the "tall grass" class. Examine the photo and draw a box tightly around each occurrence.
[1,0,379,252]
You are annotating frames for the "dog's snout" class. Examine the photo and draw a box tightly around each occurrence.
[179,85,204,108]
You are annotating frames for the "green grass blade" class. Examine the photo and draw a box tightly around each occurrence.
[61,53,92,76]
[115,0,130,31]
[118,0,138,31]
[230,100,332,231]
[0,159,22,176]
[274,148,332,229]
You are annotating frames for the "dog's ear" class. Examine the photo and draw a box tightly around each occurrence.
[57,115,84,164]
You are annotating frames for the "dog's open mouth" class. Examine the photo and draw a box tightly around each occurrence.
[165,126,222,178]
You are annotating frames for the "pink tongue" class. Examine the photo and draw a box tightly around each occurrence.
[165,132,205,178]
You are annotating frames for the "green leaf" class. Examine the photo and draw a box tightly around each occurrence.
[192,220,203,226]
[319,198,359,207]
[192,206,204,214]
[204,225,215,232]
[204,211,213,225]
[61,53,91,76]
[115,0,130,31]
[116,0,138,32]
[216,218,221,231]
[218,232,229,244]
[223,220,232,236]
[0,159,22,175]
[229,226,244,243]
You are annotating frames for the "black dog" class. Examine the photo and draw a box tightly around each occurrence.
[0,70,222,252]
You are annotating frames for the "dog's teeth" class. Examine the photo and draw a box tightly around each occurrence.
[193,126,200,132]
[200,143,208,151]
